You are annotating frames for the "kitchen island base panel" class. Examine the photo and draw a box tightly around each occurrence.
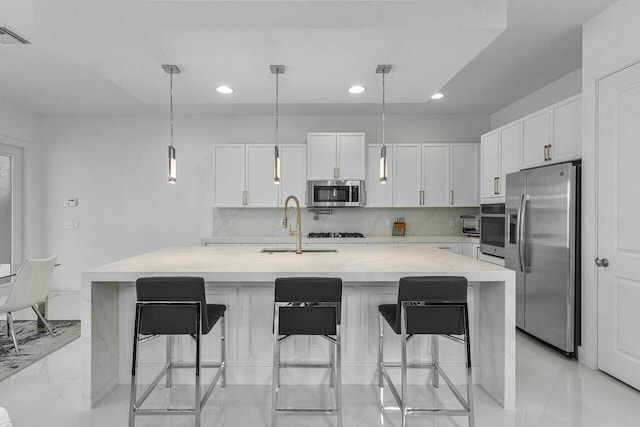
[83,277,514,411]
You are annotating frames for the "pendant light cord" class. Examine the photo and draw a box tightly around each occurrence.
[275,69,279,148]
[170,68,174,148]
[382,71,386,148]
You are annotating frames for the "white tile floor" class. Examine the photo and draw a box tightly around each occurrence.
[0,331,639,426]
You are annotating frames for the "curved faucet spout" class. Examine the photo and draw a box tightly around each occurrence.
[283,195,302,254]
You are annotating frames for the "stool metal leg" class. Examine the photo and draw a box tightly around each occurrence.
[271,310,280,427]
[336,325,342,427]
[166,335,172,388]
[431,335,440,388]
[195,305,202,427]
[128,305,142,427]
[6,313,18,355]
[31,305,55,337]
[221,314,226,387]
[330,338,335,388]
[378,312,384,388]
[400,306,408,427]
[464,306,475,427]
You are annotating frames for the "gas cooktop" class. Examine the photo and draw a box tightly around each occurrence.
[308,232,366,238]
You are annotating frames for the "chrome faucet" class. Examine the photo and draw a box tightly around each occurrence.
[283,195,302,254]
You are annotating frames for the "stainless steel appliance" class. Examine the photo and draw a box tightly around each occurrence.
[307,180,365,208]
[505,162,580,356]
[480,203,505,257]
[460,215,480,236]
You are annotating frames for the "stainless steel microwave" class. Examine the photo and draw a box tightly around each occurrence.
[306,180,365,208]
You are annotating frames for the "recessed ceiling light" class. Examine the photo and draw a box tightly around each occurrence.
[216,85,234,94]
[431,92,445,100]
[348,85,367,94]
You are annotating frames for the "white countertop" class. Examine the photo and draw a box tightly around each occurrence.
[201,234,480,245]
[83,245,510,283]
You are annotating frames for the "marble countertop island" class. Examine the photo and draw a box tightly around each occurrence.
[82,245,515,419]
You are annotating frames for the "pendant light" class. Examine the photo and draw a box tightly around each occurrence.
[162,64,180,184]
[376,65,392,184]
[271,65,285,184]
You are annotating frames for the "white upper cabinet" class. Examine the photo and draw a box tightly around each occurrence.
[450,143,480,207]
[366,144,393,207]
[521,94,581,169]
[550,95,582,163]
[213,144,279,208]
[336,133,366,180]
[481,121,521,202]
[422,144,450,206]
[279,144,307,207]
[393,144,423,207]
[307,132,365,180]
[245,145,279,207]
[481,130,500,200]
[394,143,479,207]
[214,144,246,207]
[521,109,551,168]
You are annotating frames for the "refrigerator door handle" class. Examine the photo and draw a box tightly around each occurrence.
[519,194,530,273]
[517,194,525,272]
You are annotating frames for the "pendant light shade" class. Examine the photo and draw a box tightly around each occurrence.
[271,65,285,184]
[376,65,392,184]
[162,64,180,184]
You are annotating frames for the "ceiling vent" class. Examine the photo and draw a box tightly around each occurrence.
[0,27,30,45]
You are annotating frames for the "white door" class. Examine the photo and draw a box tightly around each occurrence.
[450,143,479,207]
[336,133,365,180]
[392,144,422,207]
[307,133,337,180]
[245,145,279,207]
[366,144,392,207]
[597,61,640,390]
[279,144,306,207]
[421,144,449,206]
[0,143,23,278]
[480,130,500,200]
[213,144,245,207]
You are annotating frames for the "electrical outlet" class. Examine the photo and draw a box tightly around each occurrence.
[281,218,287,228]
[63,198,78,207]
[229,219,235,228]
[385,219,391,227]
[449,219,455,228]
[63,220,79,229]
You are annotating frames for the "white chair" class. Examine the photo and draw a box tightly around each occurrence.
[0,255,58,355]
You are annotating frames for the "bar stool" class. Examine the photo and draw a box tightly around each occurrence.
[378,276,474,427]
[129,277,227,427]
[271,277,343,427]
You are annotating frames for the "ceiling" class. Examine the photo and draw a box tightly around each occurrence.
[0,0,616,116]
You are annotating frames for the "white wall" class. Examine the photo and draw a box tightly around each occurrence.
[580,0,640,369]
[41,113,489,291]
[490,68,582,129]
[0,101,44,262]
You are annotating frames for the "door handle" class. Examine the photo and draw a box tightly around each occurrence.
[242,190,247,206]
[450,190,454,205]
[334,167,339,179]
[419,190,424,205]
[494,177,500,195]
[595,258,610,267]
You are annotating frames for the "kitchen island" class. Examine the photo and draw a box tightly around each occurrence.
[82,245,515,413]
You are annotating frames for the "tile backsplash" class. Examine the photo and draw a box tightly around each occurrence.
[212,207,480,237]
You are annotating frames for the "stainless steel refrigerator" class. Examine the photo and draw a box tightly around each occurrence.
[505,162,580,356]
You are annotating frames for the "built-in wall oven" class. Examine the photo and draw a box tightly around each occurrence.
[480,203,505,258]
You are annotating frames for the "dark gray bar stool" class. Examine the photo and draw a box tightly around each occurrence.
[378,276,474,427]
[129,277,227,427]
[271,277,343,427]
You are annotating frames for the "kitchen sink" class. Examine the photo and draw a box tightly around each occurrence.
[260,248,338,254]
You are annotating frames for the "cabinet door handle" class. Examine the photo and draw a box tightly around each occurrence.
[419,190,424,205]
[543,145,548,161]
[547,144,552,161]
[494,177,500,195]
[450,190,454,205]
[242,190,247,206]
[334,167,339,179]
